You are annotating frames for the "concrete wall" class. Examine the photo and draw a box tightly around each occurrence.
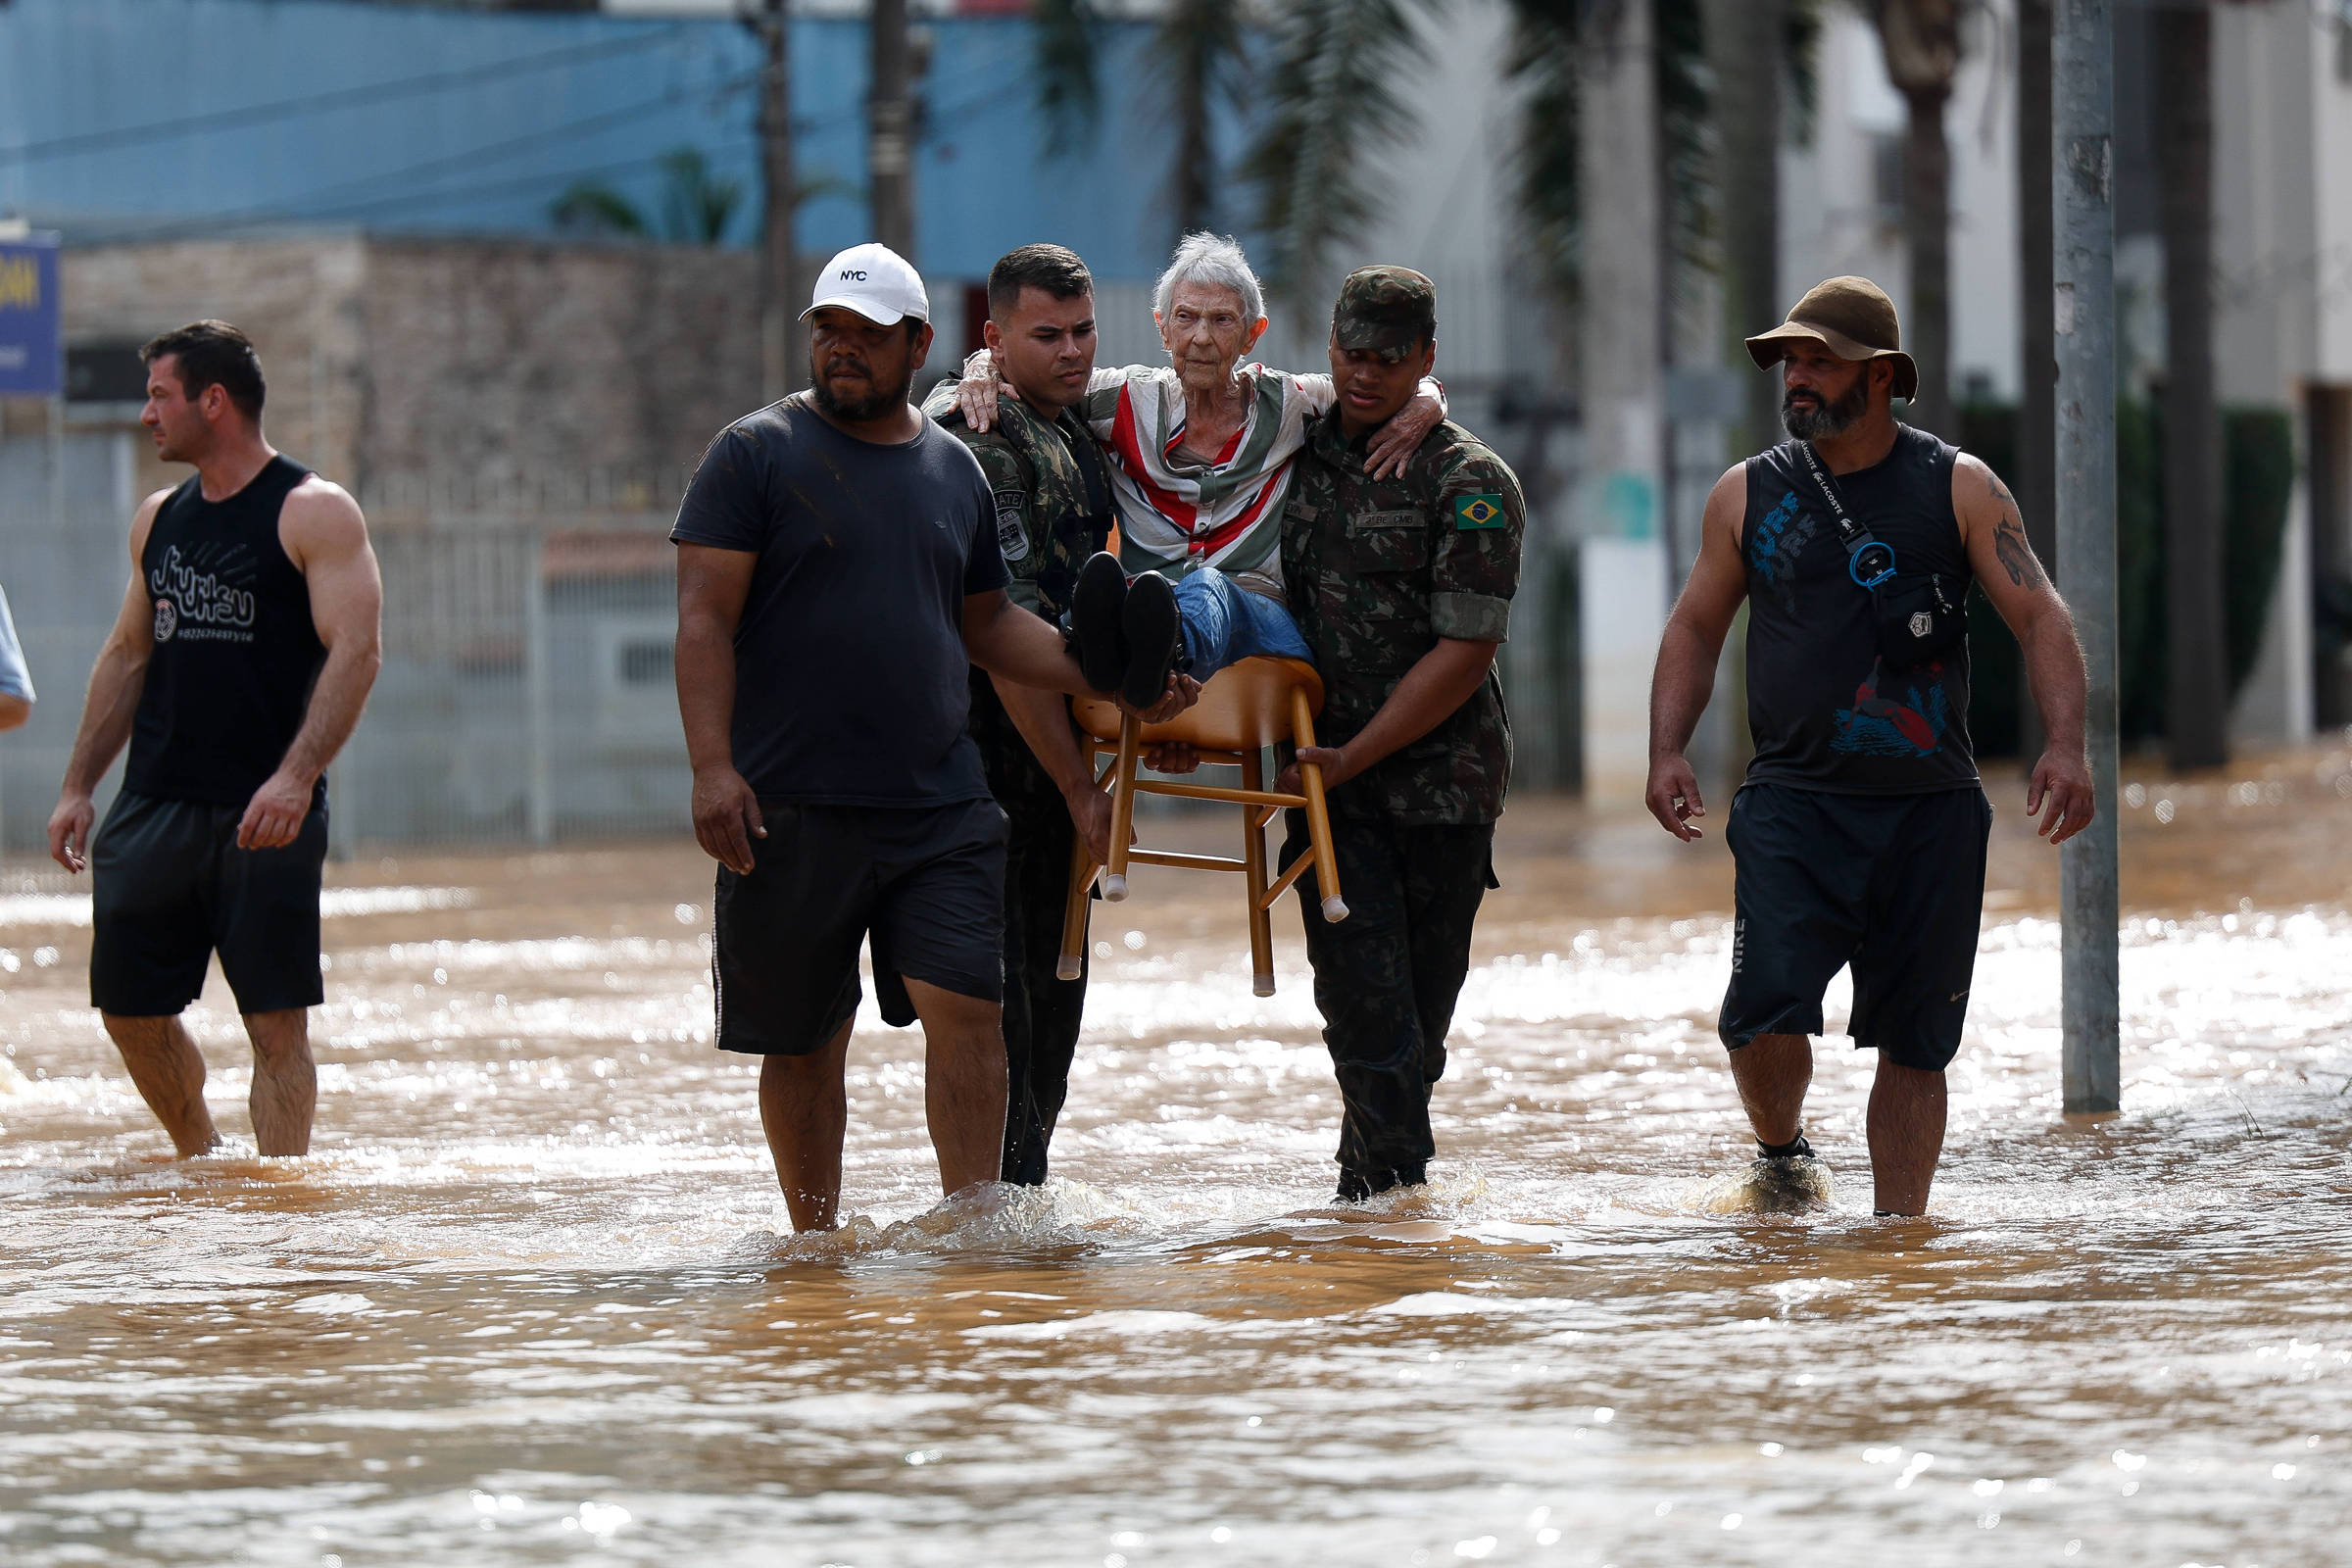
[60,235,764,505]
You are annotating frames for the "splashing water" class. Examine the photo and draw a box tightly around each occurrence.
[1,782,2348,1566]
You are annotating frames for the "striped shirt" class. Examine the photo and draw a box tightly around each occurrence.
[1075,364,1341,601]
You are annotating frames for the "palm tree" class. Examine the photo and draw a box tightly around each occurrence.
[1866,0,1960,439]
[2157,0,2227,767]
[550,147,745,244]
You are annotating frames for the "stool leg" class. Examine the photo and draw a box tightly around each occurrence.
[1057,822,1096,982]
[1241,748,1275,996]
[1103,710,1140,902]
[1291,686,1348,923]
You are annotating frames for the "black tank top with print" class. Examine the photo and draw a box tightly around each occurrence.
[125,455,328,808]
[1740,426,1979,795]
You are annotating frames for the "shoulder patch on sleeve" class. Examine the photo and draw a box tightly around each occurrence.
[993,487,1032,562]
[1453,493,1506,529]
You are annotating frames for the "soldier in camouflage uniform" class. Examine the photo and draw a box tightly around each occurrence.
[923,245,1118,1184]
[1277,267,1526,1200]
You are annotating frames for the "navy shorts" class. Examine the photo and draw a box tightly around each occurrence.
[89,790,328,1017]
[710,799,1007,1055]
[1719,782,1991,1072]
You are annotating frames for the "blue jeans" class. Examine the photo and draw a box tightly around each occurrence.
[1171,566,1313,678]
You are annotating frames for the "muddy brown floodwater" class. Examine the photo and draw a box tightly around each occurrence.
[2,752,2349,1566]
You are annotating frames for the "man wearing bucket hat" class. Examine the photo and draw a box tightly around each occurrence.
[1643,275,2093,1216]
[669,242,1188,1231]
[1272,266,1524,1201]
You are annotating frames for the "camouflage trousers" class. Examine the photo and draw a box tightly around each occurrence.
[1281,812,1496,1195]
[988,748,1090,1186]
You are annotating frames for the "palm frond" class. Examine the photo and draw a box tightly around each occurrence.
[1785,0,1823,144]
[1505,0,1581,309]
[1244,0,1437,313]
[1035,0,1102,147]
[656,148,744,246]
[1156,0,1250,236]
[549,182,651,239]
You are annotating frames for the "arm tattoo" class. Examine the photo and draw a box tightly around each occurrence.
[1993,513,2046,590]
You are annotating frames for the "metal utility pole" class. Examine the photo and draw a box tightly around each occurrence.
[2055,0,2120,1116]
[755,0,802,400]
[868,0,915,257]
[2018,0,2055,760]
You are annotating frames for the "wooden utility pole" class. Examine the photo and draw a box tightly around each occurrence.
[868,0,915,257]
[755,0,802,400]
[2055,0,2120,1116]
[2158,0,2229,769]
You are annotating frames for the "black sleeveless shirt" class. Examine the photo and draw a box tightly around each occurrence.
[1740,426,1979,795]
[126,455,328,808]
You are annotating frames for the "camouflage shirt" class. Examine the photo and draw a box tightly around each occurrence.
[929,391,1115,803]
[1280,414,1525,825]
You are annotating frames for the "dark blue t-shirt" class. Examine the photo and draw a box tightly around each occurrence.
[670,395,1010,806]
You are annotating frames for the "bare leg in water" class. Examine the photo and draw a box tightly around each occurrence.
[242,1008,316,1156]
[758,980,1006,1233]
[1728,1032,1811,1147]
[103,1013,221,1157]
[1867,1059,1946,1216]
[1729,1031,1945,1214]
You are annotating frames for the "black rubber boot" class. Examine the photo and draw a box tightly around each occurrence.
[1069,552,1128,694]
[1119,570,1181,710]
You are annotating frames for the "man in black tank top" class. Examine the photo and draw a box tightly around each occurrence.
[44,320,382,1159]
[1643,277,2094,1216]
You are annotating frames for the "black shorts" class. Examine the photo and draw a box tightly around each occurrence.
[89,790,328,1017]
[1719,782,1991,1072]
[710,799,1007,1056]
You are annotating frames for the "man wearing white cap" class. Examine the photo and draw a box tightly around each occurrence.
[669,243,1183,1231]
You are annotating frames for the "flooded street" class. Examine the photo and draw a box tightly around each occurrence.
[2,754,2348,1567]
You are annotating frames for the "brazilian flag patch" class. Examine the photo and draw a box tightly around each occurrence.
[1454,493,1505,529]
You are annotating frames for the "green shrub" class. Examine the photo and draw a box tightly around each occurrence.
[1951,402,2295,754]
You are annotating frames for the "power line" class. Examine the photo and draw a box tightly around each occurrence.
[0,22,694,167]
[82,69,1037,244]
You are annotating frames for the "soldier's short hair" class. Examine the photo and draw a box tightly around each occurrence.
[1152,233,1263,326]
[988,244,1094,320]
[141,320,266,421]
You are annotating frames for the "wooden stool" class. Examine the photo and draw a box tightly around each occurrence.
[1056,656,1347,998]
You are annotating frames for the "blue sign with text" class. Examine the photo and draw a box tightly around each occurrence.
[0,235,62,396]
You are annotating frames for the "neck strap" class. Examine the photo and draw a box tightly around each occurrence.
[1795,440,1897,590]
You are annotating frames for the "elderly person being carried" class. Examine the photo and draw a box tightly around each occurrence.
[932,232,1443,707]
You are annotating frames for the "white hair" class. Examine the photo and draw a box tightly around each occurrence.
[1152,232,1264,324]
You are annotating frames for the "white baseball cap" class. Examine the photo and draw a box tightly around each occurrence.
[802,242,929,325]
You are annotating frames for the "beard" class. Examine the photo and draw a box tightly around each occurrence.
[808,354,912,422]
[1781,373,1870,441]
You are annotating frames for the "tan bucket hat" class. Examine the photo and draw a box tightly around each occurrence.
[1743,275,1919,403]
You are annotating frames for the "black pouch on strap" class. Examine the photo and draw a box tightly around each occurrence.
[1873,570,1967,667]
[1797,441,1968,670]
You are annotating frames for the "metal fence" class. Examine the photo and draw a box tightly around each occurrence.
[0,434,699,856]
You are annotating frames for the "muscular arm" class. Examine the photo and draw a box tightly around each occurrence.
[1289,371,1446,480]
[1644,466,1751,840]
[992,674,1116,864]
[47,491,170,871]
[234,481,384,851]
[1279,638,1497,794]
[675,544,763,874]
[1955,456,2094,845]
[963,590,1195,721]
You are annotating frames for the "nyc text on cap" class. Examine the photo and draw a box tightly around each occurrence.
[805,243,930,325]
